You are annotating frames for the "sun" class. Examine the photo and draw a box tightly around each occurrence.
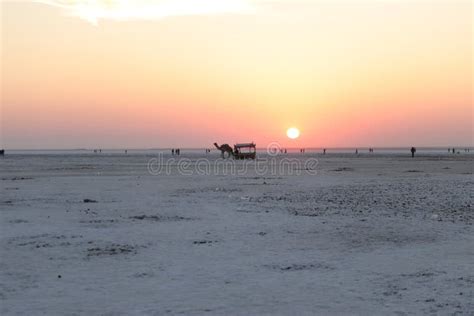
[286,127,300,139]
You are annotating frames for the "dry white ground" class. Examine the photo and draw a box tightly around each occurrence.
[1,152,473,315]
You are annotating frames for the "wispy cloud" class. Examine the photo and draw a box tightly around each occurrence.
[33,0,257,25]
[32,0,424,25]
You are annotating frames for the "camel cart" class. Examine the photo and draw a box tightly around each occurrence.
[233,143,256,160]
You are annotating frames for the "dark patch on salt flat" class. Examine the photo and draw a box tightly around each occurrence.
[235,208,262,214]
[1,177,33,181]
[79,208,98,215]
[86,244,139,257]
[79,219,118,224]
[129,214,192,222]
[171,187,242,197]
[9,219,28,224]
[400,269,447,279]
[193,240,218,245]
[48,165,95,171]
[331,167,354,172]
[239,176,284,180]
[8,234,84,250]
[132,272,156,278]
[265,262,334,271]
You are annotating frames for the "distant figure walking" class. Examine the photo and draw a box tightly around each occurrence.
[411,147,416,158]
[452,148,455,154]
[355,149,358,154]
[0,149,4,156]
[125,150,127,154]
[172,149,175,155]
[323,148,326,155]
[176,149,180,155]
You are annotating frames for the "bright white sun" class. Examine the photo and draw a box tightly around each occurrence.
[286,127,300,139]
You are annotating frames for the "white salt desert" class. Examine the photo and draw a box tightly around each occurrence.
[1,151,473,314]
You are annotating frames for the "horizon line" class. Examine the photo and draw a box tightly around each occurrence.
[3,146,473,151]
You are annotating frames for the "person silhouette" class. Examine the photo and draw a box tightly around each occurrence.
[411,147,416,158]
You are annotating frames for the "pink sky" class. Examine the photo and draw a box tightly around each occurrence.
[1,0,472,149]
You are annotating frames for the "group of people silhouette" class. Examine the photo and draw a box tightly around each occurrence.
[171,148,181,155]
[449,148,470,154]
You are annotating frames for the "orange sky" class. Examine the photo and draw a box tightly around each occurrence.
[1,0,472,149]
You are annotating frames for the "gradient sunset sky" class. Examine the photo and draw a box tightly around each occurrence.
[1,0,472,149]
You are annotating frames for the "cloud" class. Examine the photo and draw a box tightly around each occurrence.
[33,0,257,25]
[33,0,419,25]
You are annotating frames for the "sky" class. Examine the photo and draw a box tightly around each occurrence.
[1,0,472,149]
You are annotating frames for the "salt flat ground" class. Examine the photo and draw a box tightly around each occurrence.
[1,152,473,315]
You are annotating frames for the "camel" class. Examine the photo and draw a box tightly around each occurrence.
[214,143,234,158]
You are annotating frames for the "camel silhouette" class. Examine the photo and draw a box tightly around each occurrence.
[214,143,234,158]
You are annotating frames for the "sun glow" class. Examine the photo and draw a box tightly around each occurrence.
[286,128,300,140]
[34,0,255,24]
